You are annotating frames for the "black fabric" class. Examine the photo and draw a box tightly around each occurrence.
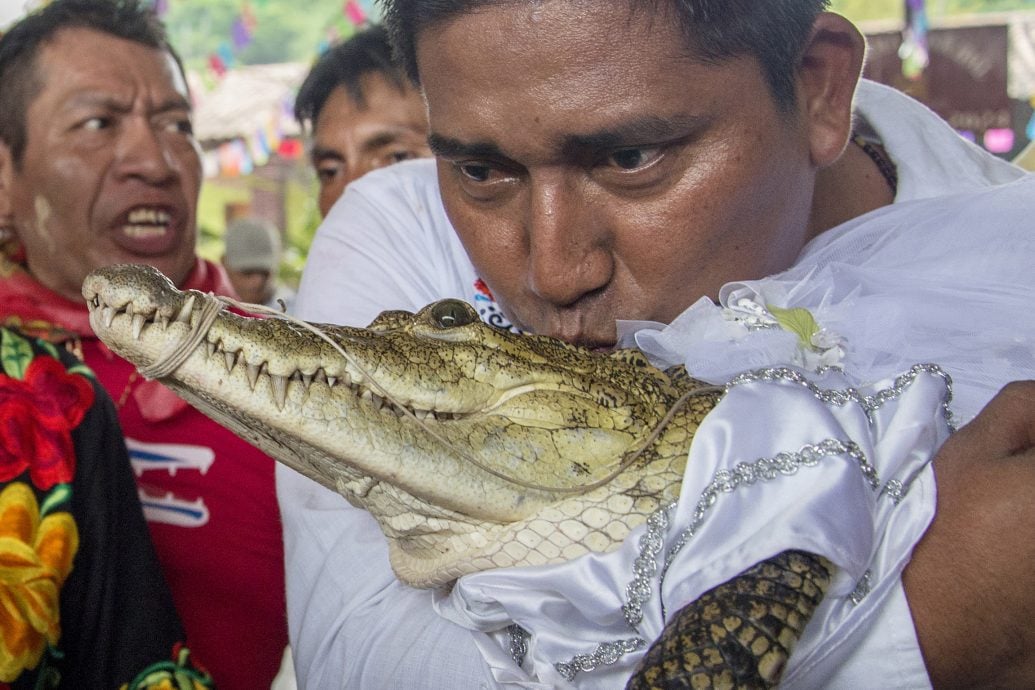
[5,331,211,689]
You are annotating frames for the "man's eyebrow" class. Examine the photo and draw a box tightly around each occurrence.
[66,92,193,114]
[427,133,507,160]
[310,145,344,162]
[560,115,705,155]
[360,129,423,153]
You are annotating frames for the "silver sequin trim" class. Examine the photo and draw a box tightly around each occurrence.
[656,438,876,619]
[621,438,876,630]
[621,508,672,628]
[726,363,956,431]
[507,624,530,667]
[529,366,949,679]
[881,479,905,505]
[850,570,873,605]
[554,638,647,683]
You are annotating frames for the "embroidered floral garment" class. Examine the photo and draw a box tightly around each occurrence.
[0,326,213,689]
[0,254,287,689]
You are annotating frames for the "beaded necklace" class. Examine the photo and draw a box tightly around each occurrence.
[852,134,898,197]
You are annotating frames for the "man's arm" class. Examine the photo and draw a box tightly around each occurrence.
[904,381,1035,688]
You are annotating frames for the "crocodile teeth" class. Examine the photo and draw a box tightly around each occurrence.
[156,315,169,329]
[301,372,313,388]
[206,340,216,357]
[270,374,288,410]
[361,389,372,403]
[326,376,337,388]
[246,363,261,390]
[224,350,237,373]
[102,306,116,328]
[131,314,146,339]
[175,295,195,324]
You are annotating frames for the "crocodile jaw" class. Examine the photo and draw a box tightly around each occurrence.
[84,264,708,586]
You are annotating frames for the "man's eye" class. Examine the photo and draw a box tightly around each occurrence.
[315,162,342,182]
[82,117,111,131]
[389,150,418,163]
[169,118,194,136]
[456,162,493,183]
[606,146,663,171]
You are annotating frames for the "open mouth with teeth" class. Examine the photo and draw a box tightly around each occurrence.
[84,284,463,422]
[120,206,173,239]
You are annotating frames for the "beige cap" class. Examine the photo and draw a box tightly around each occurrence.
[224,217,281,272]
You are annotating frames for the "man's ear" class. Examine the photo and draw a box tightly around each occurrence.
[797,13,866,169]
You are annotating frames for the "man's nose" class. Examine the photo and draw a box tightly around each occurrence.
[525,175,611,307]
[114,118,178,183]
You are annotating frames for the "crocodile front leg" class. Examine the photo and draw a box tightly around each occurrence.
[627,550,833,689]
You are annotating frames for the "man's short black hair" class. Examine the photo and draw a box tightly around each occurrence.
[294,24,410,130]
[0,0,184,165]
[379,0,831,110]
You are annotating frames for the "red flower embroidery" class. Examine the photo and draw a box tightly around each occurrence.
[0,356,94,489]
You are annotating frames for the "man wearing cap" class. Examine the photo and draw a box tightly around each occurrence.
[222,216,295,310]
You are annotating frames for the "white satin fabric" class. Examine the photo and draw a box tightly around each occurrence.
[435,368,950,688]
[625,174,1035,427]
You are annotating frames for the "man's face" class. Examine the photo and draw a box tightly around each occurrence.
[0,27,201,303]
[222,265,274,306]
[310,74,430,217]
[419,1,821,348]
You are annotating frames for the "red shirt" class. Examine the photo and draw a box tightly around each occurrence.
[0,256,288,690]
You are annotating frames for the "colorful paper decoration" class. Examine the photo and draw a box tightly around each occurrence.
[344,0,367,27]
[899,0,929,80]
[982,128,1014,154]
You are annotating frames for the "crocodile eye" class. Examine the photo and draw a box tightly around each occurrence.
[429,299,475,328]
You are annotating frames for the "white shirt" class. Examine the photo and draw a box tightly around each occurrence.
[282,80,1032,688]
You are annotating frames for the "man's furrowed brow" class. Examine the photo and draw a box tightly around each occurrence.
[560,115,705,155]
[427,133,506,160]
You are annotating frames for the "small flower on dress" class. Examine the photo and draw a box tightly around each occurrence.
[722,299,846,372]
[722,296,779,330]
[767,305,846,372]
[120,643,215,690]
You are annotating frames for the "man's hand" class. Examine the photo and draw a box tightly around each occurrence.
[904,381,1035,688]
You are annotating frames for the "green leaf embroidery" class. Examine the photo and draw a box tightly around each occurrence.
[38,339,59,360]
[40,483,72,516]
[67,363,96,379]
[1,327,34,379]
[767,305,820,350]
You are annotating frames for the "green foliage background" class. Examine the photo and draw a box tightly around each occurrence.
[830,0,1034,23]
[164,0,380,70]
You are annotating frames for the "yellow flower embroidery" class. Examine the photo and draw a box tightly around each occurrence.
[0,482,78,681]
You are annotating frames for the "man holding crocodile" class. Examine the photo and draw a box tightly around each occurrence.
[268,0,1035,687]
[85,0,1035,687]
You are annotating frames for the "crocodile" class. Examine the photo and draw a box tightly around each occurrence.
[83,263,834,688]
